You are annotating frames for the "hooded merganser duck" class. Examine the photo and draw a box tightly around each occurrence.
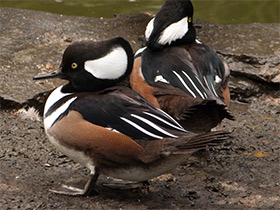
[34,37,228,196]
[130,0,234,133]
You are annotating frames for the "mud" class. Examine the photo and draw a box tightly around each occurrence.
[0,8,279,209]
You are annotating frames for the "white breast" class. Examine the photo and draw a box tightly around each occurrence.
[46,133,96,174]
[43,86,95,173]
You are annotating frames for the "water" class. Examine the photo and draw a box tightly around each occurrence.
[1,0,279,24]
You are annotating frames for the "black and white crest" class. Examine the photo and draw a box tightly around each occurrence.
[59,37,134,92]
[145,0,196,49]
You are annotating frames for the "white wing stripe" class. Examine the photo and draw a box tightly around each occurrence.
[204,76,219,97]
[131,114,178,138]
[143,112,185,132]
[210,79,219,97]
[203,76,211,90]
[155,107,184,129]
[120,117,163,139]
[195,75,208,98]
[172,71,196,98]
[182,71,206,99]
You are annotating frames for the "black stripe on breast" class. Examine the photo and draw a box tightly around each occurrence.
[44,95,76,118]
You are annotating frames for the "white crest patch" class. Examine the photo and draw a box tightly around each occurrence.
[158,17,189,45]
[84,46,128,80]
[145,18,155,40]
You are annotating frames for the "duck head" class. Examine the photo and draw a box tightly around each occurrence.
[34,37,133,93]
[145,0,196,49]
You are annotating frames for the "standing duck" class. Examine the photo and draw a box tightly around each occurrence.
[34,37,228,196]
[130,0,234,133]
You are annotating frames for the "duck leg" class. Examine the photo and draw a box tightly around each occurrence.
[50,172,99,196]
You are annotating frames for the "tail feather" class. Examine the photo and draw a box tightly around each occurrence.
[162,130,230,155]
[180,100,234,132]
[184,100,235,121]
[154,84,234,132]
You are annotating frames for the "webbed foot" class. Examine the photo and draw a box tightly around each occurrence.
[50,173,99,196]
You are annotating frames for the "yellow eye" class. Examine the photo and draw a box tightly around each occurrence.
[188,17,192,23]
[71,63,78,69]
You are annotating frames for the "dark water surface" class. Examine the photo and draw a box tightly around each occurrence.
[1,0,279,24]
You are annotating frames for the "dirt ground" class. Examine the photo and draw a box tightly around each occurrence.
[0,8,279,209]
[1,96,279,209]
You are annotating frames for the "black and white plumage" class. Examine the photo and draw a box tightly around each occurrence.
[131,0,233,133]
[140,43,229,103]
[34,37,229,196]
[145,0,196,49]
[44,85,186,141]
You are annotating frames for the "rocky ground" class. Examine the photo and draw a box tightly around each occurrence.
[0,8,279,209]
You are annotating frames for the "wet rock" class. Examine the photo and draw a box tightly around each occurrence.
[221,52,280,84]
[0,8,150,105]
[1,9,280,209]
[195,21,280,85]
[0,8,279,108]
[228,76,278,103]
[196,22,280,56]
